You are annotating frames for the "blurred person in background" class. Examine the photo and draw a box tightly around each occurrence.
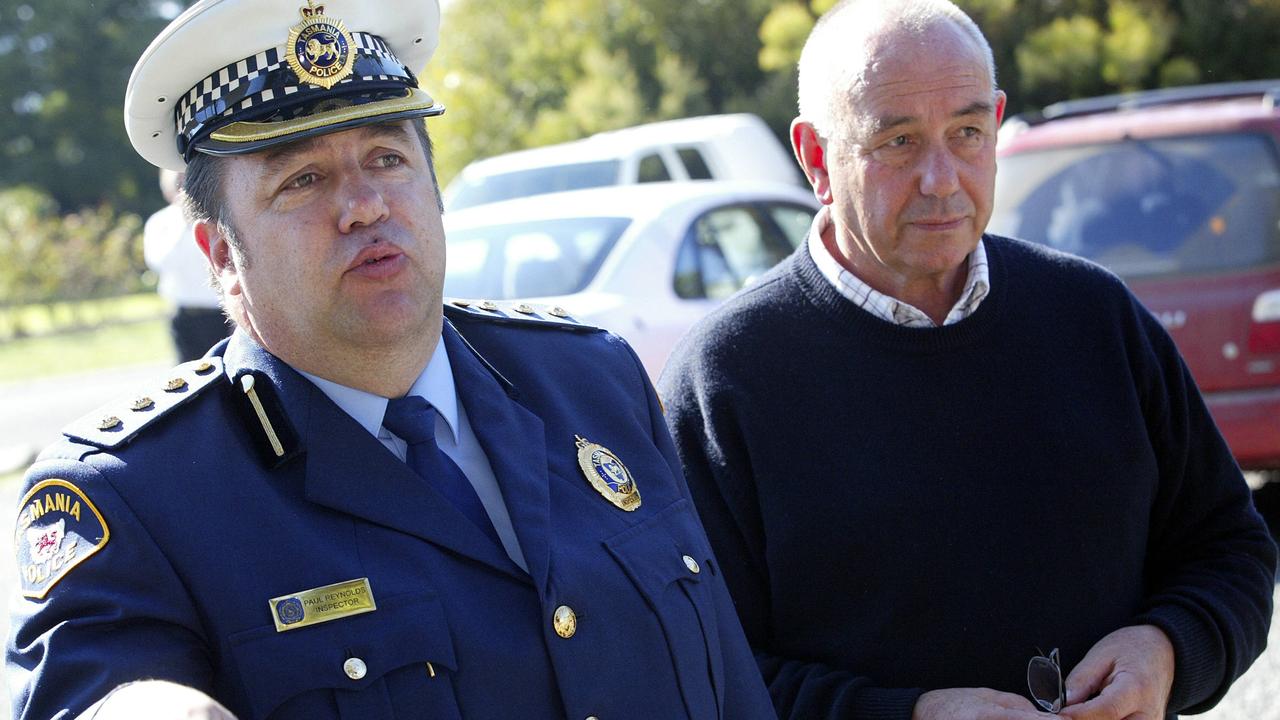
[143,167,230,361]
[659,1,1277,719]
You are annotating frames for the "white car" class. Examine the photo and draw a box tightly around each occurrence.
[443,181,819,379]
[443,114,805,211]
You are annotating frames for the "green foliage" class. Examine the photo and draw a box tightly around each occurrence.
[0,186,150,316]
[1102,1,1176,90]
[0,292,164,341]
[1,0,1279,219]
[425,0,776,184]
[1175,0,1280,84]
[0,0,187,216]
[1003,0,1279,111]
[759,3,814,72]
[1159,56,1202,87]
[1017,15,1106,102]
[0,315,169,382]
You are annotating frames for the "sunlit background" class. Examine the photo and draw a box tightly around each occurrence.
[1,1,1279,717]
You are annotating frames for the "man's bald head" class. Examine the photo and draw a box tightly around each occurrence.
[797,0,996,139]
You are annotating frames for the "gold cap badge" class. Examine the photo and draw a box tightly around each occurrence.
[286,1,356,90]
[575,436,641,511]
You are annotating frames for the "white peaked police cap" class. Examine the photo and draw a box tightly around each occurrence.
[125,0,444,170]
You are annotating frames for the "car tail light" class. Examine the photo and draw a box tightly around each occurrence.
[1248,289,1280,353]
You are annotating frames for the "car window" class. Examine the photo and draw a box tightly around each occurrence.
[677,147,714,180]
[637,153,671,183]
[444,217,632,299]
[674,205,803,300]
[447,160,622,211]
[766,203,815,247]
[991,133,1280,278]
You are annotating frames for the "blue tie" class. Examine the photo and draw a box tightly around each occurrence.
[382,396,502,547]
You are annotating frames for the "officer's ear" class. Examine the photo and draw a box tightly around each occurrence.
[195,220,243,298]
[791,118,832,206]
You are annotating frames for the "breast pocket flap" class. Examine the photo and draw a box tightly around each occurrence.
[605,498,709,593]
[228,590,457,719]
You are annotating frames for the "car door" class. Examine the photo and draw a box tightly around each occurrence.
[634,201,812,377]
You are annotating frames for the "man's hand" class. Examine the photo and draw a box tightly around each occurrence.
[1059,624,1175,720]
[85,680,239,720]
[912,687,1049,720]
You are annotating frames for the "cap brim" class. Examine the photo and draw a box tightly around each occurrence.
[195,87,444,157]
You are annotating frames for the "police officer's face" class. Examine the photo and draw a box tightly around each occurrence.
[823,23,1004,288]
[208,121,444,365]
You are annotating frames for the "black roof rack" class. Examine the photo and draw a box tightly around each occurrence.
[1013,79,1280,126]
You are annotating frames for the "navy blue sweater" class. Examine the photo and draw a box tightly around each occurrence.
[659,236,1276,720]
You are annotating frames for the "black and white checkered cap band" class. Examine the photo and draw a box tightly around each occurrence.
[174,32,412,146]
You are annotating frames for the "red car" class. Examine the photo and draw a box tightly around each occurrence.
[992,81,1280,476]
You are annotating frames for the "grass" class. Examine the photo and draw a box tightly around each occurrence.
[0,294,172,382]
[0,317,171,383]
[0,293,166,341]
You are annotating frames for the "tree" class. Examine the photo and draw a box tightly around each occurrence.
[1017,15,1107,104]
[0,0,187,215]
[751,0,1278,117]
[1175,0,1280,84]
[0,185,147,312]
[758,3,815,73]
[2,0,1279,215]
[424,0,774,184]
[1102,1,1176,89]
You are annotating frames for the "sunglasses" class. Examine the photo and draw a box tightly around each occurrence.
[1027,647,1064,713]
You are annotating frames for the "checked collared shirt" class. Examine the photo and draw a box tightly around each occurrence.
[806,206,990,327]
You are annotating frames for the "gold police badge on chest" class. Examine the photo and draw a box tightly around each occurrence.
[575,435,641,511]
[286,1,356,89]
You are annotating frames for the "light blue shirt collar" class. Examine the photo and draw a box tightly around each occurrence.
[297,334,459,443]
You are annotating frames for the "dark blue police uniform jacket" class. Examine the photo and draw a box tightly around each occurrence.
[8,305,775,720]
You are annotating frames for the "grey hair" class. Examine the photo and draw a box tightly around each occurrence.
[796,0,997,138]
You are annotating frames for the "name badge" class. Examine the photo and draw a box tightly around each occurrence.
[268,577,377,632]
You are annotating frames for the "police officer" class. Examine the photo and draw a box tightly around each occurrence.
[7,2,775,718]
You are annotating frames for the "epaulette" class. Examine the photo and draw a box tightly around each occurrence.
[443,299,600,333]
[61,357,226,450]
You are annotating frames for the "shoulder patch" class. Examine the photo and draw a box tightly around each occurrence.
[443,299,600,333]
[61,357,226,450]
[15,478,109,599]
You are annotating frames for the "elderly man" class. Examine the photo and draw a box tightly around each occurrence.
[659,1,1277,719]
[8,2,776,719]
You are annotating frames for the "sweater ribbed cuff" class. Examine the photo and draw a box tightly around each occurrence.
[848,687,925,720]
[1134,603,1224,713]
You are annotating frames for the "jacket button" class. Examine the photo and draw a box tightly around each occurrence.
[683,555,701,574]
[343,657,368,680]
[586,716,600,720]
[553,605,577,638]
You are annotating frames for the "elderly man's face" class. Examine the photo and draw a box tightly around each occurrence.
[826,24,1004,286]
[209,121,445,361]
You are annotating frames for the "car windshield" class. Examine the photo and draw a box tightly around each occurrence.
[991,133,1280,278]
[444,216,632,300]
[446,160,622,211]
